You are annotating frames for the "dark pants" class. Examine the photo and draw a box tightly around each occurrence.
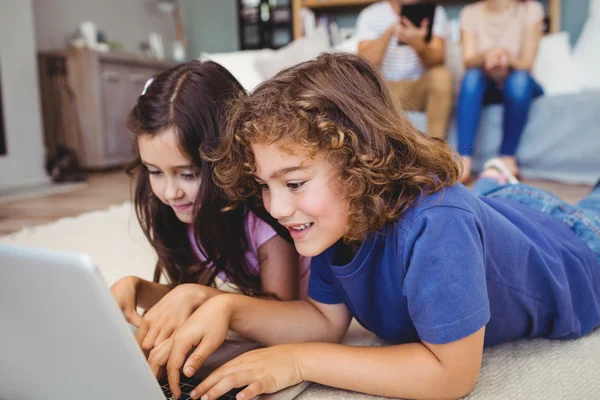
[457,68,544,157]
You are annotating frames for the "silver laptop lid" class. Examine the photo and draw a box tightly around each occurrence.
[0,244,164,400]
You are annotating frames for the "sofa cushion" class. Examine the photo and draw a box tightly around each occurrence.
[253,26,330,80]
[199,49,274,91]
[408,92,600,185]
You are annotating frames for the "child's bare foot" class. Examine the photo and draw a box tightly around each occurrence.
[459,156,472,184]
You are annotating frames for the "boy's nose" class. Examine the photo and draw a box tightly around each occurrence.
[267,190,294,220]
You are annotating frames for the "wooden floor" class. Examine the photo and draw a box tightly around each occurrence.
[0,170,593,236]
[0,170,131,236]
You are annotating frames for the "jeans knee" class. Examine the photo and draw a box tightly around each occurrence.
[504,71,533,102]
[426,66,453,93]
[460,68,487,94]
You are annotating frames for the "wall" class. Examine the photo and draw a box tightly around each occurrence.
[562,0,589,45]
[33,0,176,54]
[244,1,589,48]
[0,0,48,190]
[184,0,239,56]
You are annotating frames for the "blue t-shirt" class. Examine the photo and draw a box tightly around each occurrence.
[308,184,600,346]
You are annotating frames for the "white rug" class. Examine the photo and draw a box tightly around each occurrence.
[2,202,599,399]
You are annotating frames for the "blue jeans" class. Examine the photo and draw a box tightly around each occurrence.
[472,178,600,261]
[457,68,544,157]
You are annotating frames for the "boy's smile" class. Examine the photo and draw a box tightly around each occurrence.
[252,142,350,257]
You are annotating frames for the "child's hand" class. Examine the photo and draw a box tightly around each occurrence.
[110,276,143,328]
[147,294,233,399]
[135,283,215,352]
[188,344,304,400]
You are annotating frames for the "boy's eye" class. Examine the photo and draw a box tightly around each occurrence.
[287,181,305,191]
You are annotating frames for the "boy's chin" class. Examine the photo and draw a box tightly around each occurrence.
[294,241,329,258]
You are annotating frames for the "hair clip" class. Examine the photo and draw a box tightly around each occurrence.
[141,77,154,96]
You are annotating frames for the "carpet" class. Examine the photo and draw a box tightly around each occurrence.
[2,202,599,399]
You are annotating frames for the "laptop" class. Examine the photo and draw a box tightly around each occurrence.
[0,244,310,400]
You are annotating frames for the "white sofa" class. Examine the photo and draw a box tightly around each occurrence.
[201,25,600,186]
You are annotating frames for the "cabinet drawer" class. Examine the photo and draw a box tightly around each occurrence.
[99,63,159,164]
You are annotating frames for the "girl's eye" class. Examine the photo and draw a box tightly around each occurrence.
[148,170,162,176]
[258,183,269,192]
[287,181,306,191]
[181,172,199,180]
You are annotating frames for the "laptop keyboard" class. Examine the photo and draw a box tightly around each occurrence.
[159,375,244,400]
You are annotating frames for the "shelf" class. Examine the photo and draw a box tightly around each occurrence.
[292,0,377,38]
[293,0,562,39]
[301,0,376,9]
[238,0,294,50]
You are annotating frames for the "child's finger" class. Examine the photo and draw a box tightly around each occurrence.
[183,338,221,378]
[141,325,160,352]
[191,370,254,400]
[154,326,175,347]
[239,378,273,400]
[166,336,196,398]
[190,361,247,399]
[135,320,150,347]
[148,339,172,378]
[129,311,144,328]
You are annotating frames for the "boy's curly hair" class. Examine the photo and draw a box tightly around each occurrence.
[210,52,461,243]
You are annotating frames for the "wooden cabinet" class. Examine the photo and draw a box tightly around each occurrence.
[38,50,176,169]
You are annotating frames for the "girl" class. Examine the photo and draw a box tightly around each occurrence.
[110,60,309,354]
[457,0,545,183]
[147,53,600,400]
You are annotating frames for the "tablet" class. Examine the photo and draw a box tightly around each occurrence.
[399,2,437,44]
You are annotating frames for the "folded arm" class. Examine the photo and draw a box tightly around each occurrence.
[298,328,484,400]
[227,294,352,345]
[193,327,485,400]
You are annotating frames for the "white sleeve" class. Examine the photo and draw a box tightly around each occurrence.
[355,9,380,42]
[432,5,449,39]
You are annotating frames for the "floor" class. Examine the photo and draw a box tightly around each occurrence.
[0,170,130,236]
[0,170,593,236]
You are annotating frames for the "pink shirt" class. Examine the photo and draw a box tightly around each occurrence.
[460,1,544,60]
[188,209,310,299]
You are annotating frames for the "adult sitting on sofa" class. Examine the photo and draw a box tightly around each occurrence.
[356,0,454,139]
[457,0,544,183]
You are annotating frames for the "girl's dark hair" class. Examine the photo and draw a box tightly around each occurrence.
[126,60,287,295]
[211,53,460,243]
